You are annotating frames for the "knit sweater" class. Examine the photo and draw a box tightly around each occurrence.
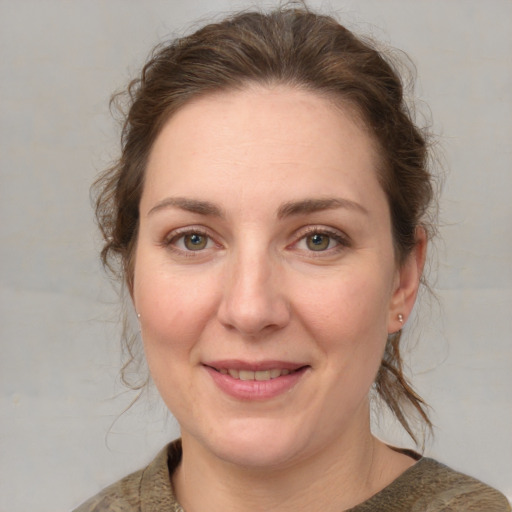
[74,440,511,511]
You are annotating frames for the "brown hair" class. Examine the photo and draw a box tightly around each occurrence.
[94,6,435,444]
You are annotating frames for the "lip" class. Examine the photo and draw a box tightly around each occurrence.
[204,359,306,372]
[203,360,310,401]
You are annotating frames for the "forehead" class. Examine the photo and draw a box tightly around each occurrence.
[142,85,384,215]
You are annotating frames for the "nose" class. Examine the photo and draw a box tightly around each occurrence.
[217,249,291,338]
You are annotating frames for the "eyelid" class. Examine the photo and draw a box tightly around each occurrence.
[161,226,221,255]
[291,225,351,253]
[159,224,350,256]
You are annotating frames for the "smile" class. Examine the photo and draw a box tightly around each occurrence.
[216,368,293,381]
[204,362,309,400]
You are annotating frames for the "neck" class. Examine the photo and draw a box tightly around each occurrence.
[172,412,413,511]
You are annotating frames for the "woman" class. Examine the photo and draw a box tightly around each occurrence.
[75,6,510,511]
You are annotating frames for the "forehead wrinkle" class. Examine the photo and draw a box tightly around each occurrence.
[147,197,225,218]
[277,198,369,220]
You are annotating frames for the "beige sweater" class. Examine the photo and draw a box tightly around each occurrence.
[74,440,511,512]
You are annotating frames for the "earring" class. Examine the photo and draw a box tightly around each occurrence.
[136,312,142,333]
[398,313,404,324]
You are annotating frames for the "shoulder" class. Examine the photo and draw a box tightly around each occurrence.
[351,457,511,512]
[409,458,511,511]
[72,468,143,512]
[73,441,183,512]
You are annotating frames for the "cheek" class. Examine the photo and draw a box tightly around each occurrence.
[134,260,221,358]
[291,268,393,398]
[134,268,222,413]
[292,270,392,344]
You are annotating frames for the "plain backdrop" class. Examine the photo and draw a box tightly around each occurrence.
[1,1,511,510]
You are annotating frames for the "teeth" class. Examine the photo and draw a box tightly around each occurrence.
[220,368,295,381]
[255,370,270,381]
[239,370,255,381]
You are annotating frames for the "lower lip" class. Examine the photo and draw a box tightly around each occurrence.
[204,366,308,401]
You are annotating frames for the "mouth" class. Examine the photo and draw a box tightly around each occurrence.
[203,362,309,400]
[210,367,303,381]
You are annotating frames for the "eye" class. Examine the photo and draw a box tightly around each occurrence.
[294,228,349,254]
[165,229,215,253]
[305,233,333,251]
[182,232,209,251]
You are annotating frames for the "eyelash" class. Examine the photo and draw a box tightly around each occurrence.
[162,227,217,256]
[292,226,351,255]
[161,226,350,257]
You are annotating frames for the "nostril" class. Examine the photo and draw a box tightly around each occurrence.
[216,260,291,336]
[218,300,290,337]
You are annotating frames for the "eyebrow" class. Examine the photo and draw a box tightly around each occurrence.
[147,196,368,219]
[277,197,368,219]
[147,197,224,217]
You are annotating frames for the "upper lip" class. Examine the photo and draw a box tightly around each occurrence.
[203,360,308,371]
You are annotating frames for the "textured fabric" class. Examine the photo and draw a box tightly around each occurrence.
[74,442,184,512]
[74,439,511,512]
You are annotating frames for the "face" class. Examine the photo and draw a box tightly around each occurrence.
[133,86,420,469]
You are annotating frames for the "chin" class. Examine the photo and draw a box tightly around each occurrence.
[192,418,311,469]
[216,439,301,469]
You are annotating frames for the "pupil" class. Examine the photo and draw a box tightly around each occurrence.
[185,233,207,250]
[307,233,329,251]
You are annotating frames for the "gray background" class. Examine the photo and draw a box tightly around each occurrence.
[1,1,511,510]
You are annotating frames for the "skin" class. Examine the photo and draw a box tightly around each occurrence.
[132,85,426,511]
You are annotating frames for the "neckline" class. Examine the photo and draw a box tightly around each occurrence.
[163,440,436,512]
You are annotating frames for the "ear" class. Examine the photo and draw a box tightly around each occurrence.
[387,227,427,333]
